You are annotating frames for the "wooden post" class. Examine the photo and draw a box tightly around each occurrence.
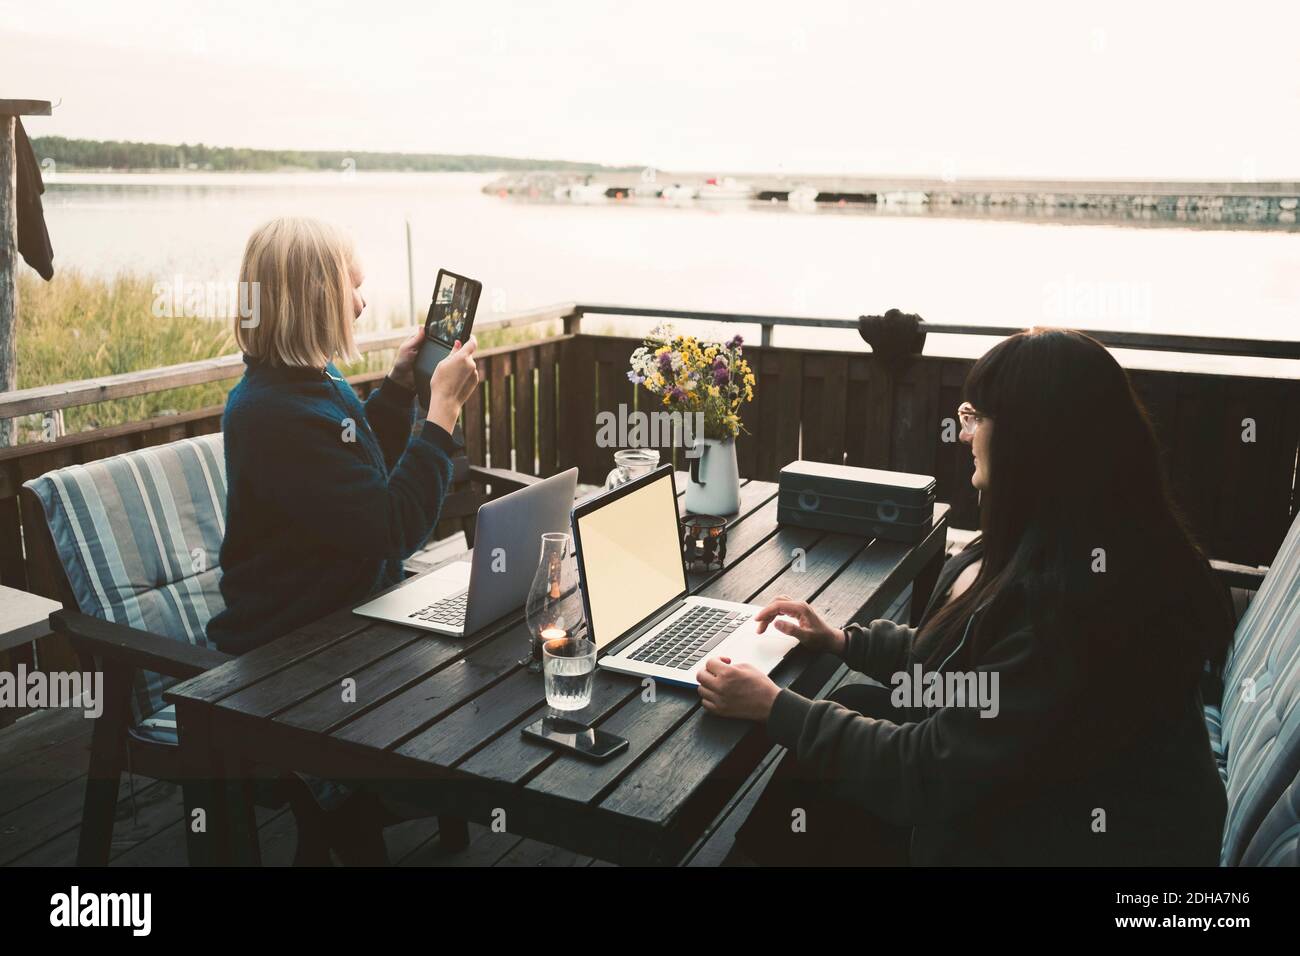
[0,99,53,448]
[0,114,16,448]
[405,218,415,326]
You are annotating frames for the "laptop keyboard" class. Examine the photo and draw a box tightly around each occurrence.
[408,590,468,627]
[627,605,751,671]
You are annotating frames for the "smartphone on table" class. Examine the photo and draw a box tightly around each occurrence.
[522,715,630,762]
[414,268,482,408]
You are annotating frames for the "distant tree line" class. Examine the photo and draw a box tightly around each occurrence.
[30,136,631,173]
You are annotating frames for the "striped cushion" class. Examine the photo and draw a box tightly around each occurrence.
[24,434,228,728]
[1218,507,1300,866]
[129,703,178,746]
[1239,777,1299,866]
[1204,703,1228,787]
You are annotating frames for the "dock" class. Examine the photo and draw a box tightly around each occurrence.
[486,171,1300,227]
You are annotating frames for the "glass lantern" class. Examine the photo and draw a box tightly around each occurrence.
[523,532,577,672]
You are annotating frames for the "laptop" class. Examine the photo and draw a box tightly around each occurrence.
[354,467,579,635]
[571,464,798,687]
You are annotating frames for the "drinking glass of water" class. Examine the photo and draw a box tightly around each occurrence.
[543,637,596,712]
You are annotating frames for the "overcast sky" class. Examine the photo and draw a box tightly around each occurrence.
[4,0,1299,179]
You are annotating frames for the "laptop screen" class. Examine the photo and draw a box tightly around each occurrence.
[574,469,687,650]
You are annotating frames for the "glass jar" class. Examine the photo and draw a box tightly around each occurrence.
[604,448,660,491]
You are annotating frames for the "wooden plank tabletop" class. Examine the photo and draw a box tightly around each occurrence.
[0,585,60,654]
[167,476,949,865]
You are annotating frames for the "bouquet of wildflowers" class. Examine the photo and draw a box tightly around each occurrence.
[627,326,755,440]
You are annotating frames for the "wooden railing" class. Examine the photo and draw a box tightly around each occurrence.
[0,302,578,431]
[468,306,1299,570]
[2,304,1297,604]
[571,304,1300,358]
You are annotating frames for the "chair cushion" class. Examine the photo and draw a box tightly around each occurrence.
[24,434,228,727]
[1239,767,1300,866]
[1217,507,1300,866]
[1204,703,1228,787]
[129,703,178,746]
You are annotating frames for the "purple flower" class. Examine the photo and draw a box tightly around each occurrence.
[658,352,674,373]
[627,370,644,385]
[726,334,744,350]
[713,366,730,386]
[668,386,687,402]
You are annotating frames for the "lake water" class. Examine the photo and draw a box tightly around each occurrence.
[38,171,1300,377]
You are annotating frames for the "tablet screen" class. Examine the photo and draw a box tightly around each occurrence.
[428,271,476,344]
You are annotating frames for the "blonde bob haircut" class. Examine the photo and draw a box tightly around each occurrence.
[235,216,360,368]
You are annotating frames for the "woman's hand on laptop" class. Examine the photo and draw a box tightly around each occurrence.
[697,657,780,721]
[754,596,846,656]
[427,336,481,434]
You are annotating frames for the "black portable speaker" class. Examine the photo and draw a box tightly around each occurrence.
[777,460,936,544]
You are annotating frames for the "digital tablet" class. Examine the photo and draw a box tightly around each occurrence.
[413,269,482,407]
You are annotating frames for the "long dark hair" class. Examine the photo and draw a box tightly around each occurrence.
[919,328,1231,672]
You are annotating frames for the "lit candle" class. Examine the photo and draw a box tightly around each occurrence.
[539,626,569,662]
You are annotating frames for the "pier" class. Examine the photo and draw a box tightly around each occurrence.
[487,171,1300,227]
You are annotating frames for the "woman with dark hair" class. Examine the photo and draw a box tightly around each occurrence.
[700,328,1232,866]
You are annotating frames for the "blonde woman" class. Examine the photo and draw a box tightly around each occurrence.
[203,218,478,863]
[207,217,479,656]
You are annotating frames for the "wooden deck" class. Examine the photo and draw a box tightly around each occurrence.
[1,306,1289,863]
[0,589,911,867]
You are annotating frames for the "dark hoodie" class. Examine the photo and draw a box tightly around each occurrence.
[206,358,461,655]
[766,542,1227,865]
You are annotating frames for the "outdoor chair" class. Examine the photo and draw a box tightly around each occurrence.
[21,429,537,865]
[1208,507,1300,865]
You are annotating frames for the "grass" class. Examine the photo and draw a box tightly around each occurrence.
[11,269,553,444]
[15,269,240,440]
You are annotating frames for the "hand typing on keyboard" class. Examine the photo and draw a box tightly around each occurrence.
[753,595,847,657]
[628,606,753,672]
[697,655,781,722]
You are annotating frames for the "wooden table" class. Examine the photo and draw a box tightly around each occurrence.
[0,585,60,658]
[167,477,949,866]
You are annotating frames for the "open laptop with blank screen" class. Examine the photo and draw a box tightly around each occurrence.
[355,467,578,636]
[571,465,797,686]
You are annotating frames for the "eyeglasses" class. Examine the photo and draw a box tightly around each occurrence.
[957,402,990,436]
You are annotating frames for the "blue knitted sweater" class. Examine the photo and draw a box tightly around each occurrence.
[206,356,460,655]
